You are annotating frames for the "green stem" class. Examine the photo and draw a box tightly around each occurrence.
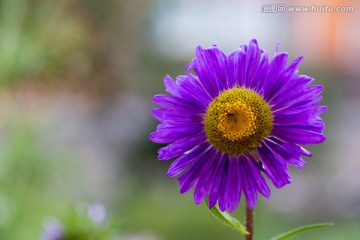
[245,203,253,240]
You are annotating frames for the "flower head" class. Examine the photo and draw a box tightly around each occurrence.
[150,39,326,212]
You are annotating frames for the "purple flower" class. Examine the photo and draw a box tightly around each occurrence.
[88,202,106,224]
[150,39,326,212]
[41,219,63,240]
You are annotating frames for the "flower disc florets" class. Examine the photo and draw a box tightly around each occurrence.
[204,87,273,156]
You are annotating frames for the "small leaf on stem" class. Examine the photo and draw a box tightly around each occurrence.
[272,222,334,240]
[205,198,248,235]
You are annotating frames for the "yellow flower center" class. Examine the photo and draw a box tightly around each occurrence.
[204,87,273,156]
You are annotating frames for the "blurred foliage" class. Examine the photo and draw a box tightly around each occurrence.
[0,0,88,84]
[0,0,152,104]
[41,203,119,240]
[0,119,62,239]
[0,0,152,238]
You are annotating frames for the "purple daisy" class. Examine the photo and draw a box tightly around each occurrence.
[150,39,326,212]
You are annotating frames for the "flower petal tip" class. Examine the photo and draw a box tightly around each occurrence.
[165,172,175,177]
[317,134,327,143]
[249,38,259,46]
[246,200,256,210]
[149,132,155,141]
[157,149,167,161]
[179,188,188,194]
[274,179,292,189]
[298,162,307,170]
[264,192,271,200]
[208,198,217,209]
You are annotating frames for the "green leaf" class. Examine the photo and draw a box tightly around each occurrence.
[272,222,334,240]
[205,198,248,235]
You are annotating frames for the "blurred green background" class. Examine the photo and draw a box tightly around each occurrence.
[0,0,359,239]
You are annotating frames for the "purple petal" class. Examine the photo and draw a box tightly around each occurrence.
[153,94,201,113]
[158,132,206,160]
[164,75,208,111]
[263,138,307,168]
[178,74,212,108]
[152,108,203,124]
[208,155,227,209]
[238,156,258,209]
[194,151,222,204]
[150,123,203,143]
[272,81,322,110]
[273,106,327,126]
[217,155,231,212]
[244,39,261,88]
[191,46,228,97]
[272,126,326,145]
[267,56,304,104]
[263,53,288,100]
[257,145,292,188]
[252,52,269,91]
[164,75,179,95]
[301,116,325,132]
[287,157,307,169]
[227,48,247,88]
[178,147,217,194]
[246,154,271,198]
[225,157,242,212]
[166,143,209,177]
[285,86,323,108]
[205,45,229,90]
[272,96,324,117]
[270,136,313,157]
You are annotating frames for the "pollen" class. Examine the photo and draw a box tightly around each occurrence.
[204,87,273,156]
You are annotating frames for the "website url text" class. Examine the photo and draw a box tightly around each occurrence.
[261,4,355,13]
